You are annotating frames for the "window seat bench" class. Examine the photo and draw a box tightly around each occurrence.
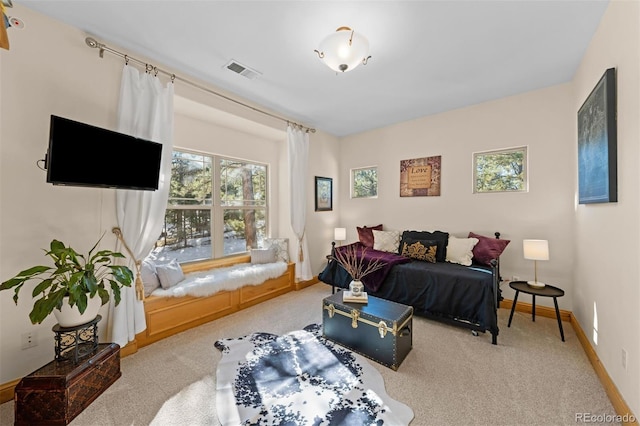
[135,255,295,348]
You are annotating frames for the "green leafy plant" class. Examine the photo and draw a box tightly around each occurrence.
[0,236,133,324]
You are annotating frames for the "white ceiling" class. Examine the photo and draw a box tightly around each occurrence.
[19,0,609,137]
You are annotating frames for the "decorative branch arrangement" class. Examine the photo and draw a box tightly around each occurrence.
[333,244,385,281]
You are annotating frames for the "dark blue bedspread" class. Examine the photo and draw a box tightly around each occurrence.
[318,253,498,337]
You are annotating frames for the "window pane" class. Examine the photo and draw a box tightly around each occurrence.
[223,208,266,255]
[150,209,212,263]
[220,159,267,207]
[169,151,213,206]
[474,147,527,193]
[352,167,378,198]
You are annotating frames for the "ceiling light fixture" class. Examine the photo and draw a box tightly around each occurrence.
[314,26,371,73]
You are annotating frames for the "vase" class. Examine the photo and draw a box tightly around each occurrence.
[53,296,102,328]
[349,280,364,297]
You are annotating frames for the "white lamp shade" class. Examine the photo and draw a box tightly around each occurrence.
[334,227,346,241]
[317,27,370,73]
[523,239,549,261]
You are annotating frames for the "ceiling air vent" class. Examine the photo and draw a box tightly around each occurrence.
[224,60,262,80]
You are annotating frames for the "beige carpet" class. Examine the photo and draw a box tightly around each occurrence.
[0,284,618,425]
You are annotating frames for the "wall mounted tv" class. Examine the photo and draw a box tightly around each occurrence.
[45,115,163,191]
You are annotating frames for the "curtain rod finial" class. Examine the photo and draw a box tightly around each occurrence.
[85,37,99,48]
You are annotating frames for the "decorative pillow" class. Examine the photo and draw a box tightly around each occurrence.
[263,238,290,263]
[251,247,277,264]
[401,239,437,263]
[373,230,401,253]
[140,260,161,297]
[156,259,185,289]
[468,232,511,266]
[401,230,449,261]
[357,224,383,248]
[446,236,479,266]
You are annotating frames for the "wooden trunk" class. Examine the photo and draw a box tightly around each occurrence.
[14,343,121,426]
[322,292,413,370]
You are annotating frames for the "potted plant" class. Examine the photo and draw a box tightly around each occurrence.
[0,235,133,327]
[333,244,385,296]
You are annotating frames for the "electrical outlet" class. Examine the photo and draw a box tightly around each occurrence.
[512,276,520,282]
[21,331,37,349]
[622,349,627,370]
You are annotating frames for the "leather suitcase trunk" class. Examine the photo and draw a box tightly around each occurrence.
[14,343,121,426]
[322,292,413,370]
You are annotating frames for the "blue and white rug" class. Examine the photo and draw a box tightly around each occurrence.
[214,324,414,425]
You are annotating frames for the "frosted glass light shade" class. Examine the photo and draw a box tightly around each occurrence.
[316,27,370,73]
[523,239,549,260]
[334,227,346,241]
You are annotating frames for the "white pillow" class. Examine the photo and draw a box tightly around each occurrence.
[373,230,401,253]
[156,259,185,289]
[446,236,479,266]
[251,247,277,264]
[140,260,161,296]
[263,238,290,263]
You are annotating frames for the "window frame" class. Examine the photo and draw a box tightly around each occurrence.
[472,146,528,194]
[162,148,269,262]
[350,166,378,199]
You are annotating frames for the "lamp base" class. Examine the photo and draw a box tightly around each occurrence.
[527,280,546,288]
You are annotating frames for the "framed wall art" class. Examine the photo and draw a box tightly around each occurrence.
[351,166,378,199]
[578,67,617,204]
[315,176,333,211]
[400,156,441,197]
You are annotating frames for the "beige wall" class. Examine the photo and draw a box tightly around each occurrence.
[339,83,577,310]
[1,5,124,383]
[0,5,338,383]
[572,0,640,416]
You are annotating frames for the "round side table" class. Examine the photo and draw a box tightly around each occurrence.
[507,281,565,341]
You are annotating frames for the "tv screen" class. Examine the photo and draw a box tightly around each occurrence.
[46,115,163,191]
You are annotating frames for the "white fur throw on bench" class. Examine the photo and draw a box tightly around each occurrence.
[151,261,288,298]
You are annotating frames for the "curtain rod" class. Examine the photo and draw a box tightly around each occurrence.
[84,36,316,134]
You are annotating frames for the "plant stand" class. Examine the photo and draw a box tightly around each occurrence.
[52,315,101,364]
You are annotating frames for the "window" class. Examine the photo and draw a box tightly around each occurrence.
[473,146,527,193]
[150,150,268,263]
[351,166,378,198]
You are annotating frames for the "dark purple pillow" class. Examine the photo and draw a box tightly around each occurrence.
[357,224,383,248]
[468,232,510,266]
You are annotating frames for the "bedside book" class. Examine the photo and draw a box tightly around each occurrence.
[342,291,368,303]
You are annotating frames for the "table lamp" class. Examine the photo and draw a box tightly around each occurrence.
[523,239,549,288]
[334,228,346,246]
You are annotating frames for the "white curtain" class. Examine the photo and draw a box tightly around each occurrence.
[108,64,174,346]
[287,125,312,281]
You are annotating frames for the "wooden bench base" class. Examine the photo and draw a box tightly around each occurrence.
[135,258,295,348]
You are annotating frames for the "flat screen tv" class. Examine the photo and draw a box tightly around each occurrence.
[46,115,163,191]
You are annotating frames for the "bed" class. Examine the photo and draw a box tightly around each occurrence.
[318,231,506,344]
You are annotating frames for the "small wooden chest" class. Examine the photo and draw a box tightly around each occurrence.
[14,343,121,426]
[322,292,413,370]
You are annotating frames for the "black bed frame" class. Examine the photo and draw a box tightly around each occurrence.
[325,232,504,345]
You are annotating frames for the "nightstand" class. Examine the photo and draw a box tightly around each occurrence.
[507,281,565,341]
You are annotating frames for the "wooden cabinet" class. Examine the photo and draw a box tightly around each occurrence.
[14,343,121,425]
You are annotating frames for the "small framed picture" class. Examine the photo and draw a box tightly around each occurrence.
[315,176,333,211]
